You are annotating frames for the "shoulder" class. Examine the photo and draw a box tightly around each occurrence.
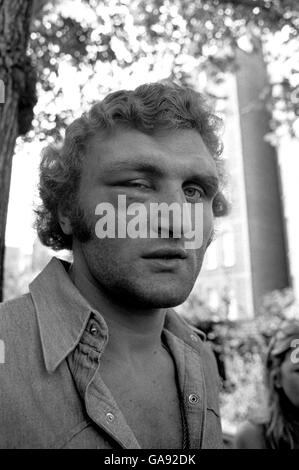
[164,310,219,377]
[0,293,38,364]
[0,293,36,328]
[168,310,219,374]
[167,309,207,342]
[234,421,267,449]
[169,310,222,393]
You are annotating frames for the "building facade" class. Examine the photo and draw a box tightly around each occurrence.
[180,50,290,320]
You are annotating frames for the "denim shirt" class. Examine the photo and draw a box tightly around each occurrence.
[0,257,223,449]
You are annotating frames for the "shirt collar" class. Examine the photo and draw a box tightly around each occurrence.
[29,257,205,374]
[164,308,206,350]
[29,257,94,373]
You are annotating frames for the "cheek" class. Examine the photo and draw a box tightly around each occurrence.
[286,376,299,394]
[281,371,299,405]
[91,236,145,275]
[203,206,214,242]
[192,220,213,269]
[91,235,134,256]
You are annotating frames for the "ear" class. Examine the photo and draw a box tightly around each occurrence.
[58,206,73,235]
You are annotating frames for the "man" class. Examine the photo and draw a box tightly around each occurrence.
[0,82,225,449]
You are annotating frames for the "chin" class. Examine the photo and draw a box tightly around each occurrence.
[108,275,195,309]
[139,288,191,309]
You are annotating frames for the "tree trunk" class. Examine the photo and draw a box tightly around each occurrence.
[0,0,35,301]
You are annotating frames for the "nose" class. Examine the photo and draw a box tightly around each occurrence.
[150,184,191,238]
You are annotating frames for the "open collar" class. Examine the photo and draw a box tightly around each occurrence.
[29,257,93,373]
[29,257,205,373]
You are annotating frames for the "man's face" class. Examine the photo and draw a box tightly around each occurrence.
[71,127,219,308]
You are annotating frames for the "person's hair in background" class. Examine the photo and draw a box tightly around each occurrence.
[264,322,299,448]
[234,321,299,449]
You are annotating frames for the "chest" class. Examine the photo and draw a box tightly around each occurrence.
[100,352,184,448]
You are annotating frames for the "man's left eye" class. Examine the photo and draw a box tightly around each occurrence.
[184,186,204,201]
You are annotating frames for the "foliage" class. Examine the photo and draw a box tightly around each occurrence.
[25,0,299,145]
[181,288,299,429]
[220,289,298,428]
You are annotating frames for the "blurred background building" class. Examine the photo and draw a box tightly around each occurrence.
[194,49,290,320]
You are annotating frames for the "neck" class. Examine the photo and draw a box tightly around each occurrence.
[68,258,167,359]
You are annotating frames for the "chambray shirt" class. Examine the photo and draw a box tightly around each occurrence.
[0,257,223,449]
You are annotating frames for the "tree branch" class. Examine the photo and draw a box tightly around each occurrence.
[216,0,299,35]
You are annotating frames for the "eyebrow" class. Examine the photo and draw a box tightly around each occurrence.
[104,157,219,194]
[104,159,165,179]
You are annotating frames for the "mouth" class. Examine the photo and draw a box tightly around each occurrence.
[142,248,187,260]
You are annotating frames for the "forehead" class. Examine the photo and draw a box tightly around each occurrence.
[84,127,218,178]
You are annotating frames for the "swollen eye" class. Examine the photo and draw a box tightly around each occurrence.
[213,192,230,217]
[184,187,202,198]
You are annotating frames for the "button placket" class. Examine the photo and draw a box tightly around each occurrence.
[90,325,99,336]
[188,393,200,405]
[190,334,199,343]
[106,412,115,423]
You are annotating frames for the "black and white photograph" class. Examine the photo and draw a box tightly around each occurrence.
[0,0,299,456]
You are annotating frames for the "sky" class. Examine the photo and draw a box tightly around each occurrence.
[6,140,41,254]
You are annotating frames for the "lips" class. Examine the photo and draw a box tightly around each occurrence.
[142,248,187,260]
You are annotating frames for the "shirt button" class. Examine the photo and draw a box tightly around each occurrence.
[190,334,198,342]
[106,412,115,423]
[188,393,200,404]
[90,325,99,336]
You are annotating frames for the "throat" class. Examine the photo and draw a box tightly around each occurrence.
[101,309,168,359]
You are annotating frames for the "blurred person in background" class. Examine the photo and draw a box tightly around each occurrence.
[234,322,299,449]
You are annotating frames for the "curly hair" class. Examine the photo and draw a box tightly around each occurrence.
[35,81,226,251]
[264,322,299,448]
